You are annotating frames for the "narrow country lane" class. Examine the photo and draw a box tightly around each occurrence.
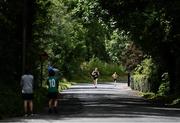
[1,82,180,123]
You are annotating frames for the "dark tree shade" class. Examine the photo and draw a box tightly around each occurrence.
[98,0,180,94]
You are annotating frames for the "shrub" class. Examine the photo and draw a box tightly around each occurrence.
[0,89,23,119]
[0,87,48,119]
[78,57,126,82]
[131,74,150,92]
[171,98,180,106]
[157,73,170,96]
[131,57,160,92]
[34,87,48,113]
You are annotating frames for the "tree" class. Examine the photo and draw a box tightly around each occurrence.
[97,0,180,95]
[33,0,112,79]
[0,0,35,87]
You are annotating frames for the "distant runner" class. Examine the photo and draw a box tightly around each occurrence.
[91,68,100,88]
[112,72,118,86]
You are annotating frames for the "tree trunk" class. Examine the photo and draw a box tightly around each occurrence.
[174,57,180,95]
[22,0,28,74]
[167,56,180,95]
[22,0,35,73]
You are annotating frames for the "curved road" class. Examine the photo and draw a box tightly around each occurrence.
[2,82,180,122]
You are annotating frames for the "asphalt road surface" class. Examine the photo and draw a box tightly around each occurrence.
[1,82,180,123]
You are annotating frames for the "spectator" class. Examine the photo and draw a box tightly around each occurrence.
[20,69,34,117]
[47,69,59,114]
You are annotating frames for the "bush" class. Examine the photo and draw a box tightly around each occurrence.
[0,87,48,119]
[34,87,48,113]
[131,74,150,92]
[171,98,180,106]
[0,89,23,119]
[131,57,160,92]
[157,73,170,96]
[77,57,125,82]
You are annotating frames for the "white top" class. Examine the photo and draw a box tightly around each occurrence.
[20,74,34,94]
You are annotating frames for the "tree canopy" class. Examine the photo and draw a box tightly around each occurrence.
[0,0,180,95]
[97,0,180,94]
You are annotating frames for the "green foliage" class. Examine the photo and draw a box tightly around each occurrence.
[105,29,128,64]
[59,82,72,91]
[141,92,156,99]
[157,73,170,96]
[131,74,150,92]
[132,57,160,92]
[171,98,180,107]
[134,58,156,75]
[97,0,180,94]
[35,0,111,80]
[73,57,125,82]
[0,83,71,119]
[105,28,144,73]
[0,89,23,119]
[82,57,125,75]
[158,82,170,96]
[0,87,48,119]
[33,87,48,112]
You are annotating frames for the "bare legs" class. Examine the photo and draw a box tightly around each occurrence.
[48,99,58,113]
[93,78,98,88]
[24,100,33,116]
[24,100,28,114]
[29,101,33,113]
[114,79,117,86]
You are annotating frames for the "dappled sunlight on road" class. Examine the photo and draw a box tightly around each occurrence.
[1,82,180,123]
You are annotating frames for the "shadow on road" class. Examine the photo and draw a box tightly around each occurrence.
[2,83,180,122]
[32,93,180,120]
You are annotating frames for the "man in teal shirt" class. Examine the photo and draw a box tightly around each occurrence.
[47,69,59,114]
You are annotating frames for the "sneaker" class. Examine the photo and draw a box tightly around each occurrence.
[30,113,34,117]
[24,114,28,117]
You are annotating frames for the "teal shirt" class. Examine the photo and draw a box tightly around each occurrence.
[47,76,59,93]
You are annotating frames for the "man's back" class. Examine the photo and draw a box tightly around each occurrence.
[21,74,34,94]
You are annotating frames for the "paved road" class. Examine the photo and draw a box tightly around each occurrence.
[2,82,180,122]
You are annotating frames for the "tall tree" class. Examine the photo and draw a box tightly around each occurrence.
[97,0,180,94]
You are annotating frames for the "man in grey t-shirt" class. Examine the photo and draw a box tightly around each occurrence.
[20,70,34,116]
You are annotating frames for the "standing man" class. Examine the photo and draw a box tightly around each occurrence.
[91,68,100,88]
[20,69,34,117]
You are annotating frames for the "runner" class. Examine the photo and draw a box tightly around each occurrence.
[112,72,118,86]
[91,68,100,88]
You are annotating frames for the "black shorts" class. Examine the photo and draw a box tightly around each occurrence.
[48,92,58,99]
[22,93,34,100]
[93,76,98,80]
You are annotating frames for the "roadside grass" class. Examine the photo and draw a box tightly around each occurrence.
[0,80,72,119]
[59,79,74,91]
[141,92,180,107]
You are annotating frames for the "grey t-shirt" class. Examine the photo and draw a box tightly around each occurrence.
[21,74,34,94]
